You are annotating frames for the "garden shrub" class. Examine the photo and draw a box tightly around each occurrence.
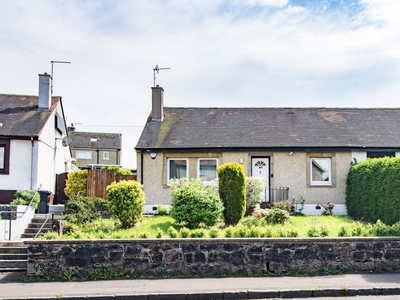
[209,228,220,238]
[274,200,292,213]
[11,190,40,208]
[156,205,170,215]
[65,195,108,224]
[106,180,146,228]
[167,226,178,238]
[107,166,132,175]
[170,178,223,229]
[245,177,264,209]
[346,157,400,225]
[180,227,191,238]
[64,170,88,199]
[217,162,246,226]
[189,229,206,238]
[321,202,334,215]
[265,208,290,225]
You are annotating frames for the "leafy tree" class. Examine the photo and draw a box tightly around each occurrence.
[217,162,246,226]
[106,180,145,228]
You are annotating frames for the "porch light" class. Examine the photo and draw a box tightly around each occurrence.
[149,152,157,159]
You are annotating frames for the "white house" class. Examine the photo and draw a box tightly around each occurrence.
[0,73,73,205]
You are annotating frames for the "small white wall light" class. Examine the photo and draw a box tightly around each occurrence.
[289,151,294,156]
[239,158,244,164]
[149,152,157,159]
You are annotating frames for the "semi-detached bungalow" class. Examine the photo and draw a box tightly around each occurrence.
[135,86,400,215]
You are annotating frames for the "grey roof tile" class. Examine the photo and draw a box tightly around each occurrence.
[0,94,59,138]
[136,107,400,150]
[69,131,122,150]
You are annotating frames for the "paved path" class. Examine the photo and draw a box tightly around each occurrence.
[1,272,400,299]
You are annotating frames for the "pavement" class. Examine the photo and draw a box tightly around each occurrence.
[1,272,400,300]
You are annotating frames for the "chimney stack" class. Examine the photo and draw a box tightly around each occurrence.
[38,73,52,109]
[151,85,164,122]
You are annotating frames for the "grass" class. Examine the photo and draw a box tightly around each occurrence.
[48,215,376,240]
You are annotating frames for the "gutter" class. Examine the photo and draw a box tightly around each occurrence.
[30,137,34,190]
[140,149,144,185]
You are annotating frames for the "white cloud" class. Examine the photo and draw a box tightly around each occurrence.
[0,0,399,168]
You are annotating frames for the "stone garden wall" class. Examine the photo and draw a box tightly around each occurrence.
[25,237,400,278]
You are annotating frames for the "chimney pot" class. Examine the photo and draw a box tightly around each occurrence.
[151,86,164,122]
[38,73,52,109]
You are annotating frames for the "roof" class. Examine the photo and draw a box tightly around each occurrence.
[69,131,122,150]
[0,94,60,138]
[136,107,400,151]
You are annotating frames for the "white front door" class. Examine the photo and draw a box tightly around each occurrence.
[251,157,270,202]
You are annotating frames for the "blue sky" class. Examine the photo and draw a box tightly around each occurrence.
[0,0,399,168]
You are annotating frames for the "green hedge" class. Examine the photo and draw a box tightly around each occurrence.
[346,157,400,225]
[217,162,246,226]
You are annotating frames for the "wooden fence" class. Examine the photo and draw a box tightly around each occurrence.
[86,169,137,199]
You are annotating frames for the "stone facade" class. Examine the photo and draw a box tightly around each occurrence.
[25,238,400,278]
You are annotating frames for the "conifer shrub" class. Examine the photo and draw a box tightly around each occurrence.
[106,180,145,228]
[64,170,88,199]
[346,157,400,225]
[217,162,246,226]
[170,178,223,229]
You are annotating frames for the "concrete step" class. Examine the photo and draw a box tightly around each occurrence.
[0,253,27,260]
[23,227,52,234]
[27,223,53,229]
[0,260,27,269]
[0,243,27,272]
[0,247,27,254]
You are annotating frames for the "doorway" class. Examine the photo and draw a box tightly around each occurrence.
[251,157,270,202]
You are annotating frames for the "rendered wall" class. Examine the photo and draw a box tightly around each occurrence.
[26,238,400,278]
[0,205,35,241]
[138,150,353,214]
[0,140,33,190]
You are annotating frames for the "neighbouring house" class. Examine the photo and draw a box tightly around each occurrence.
[68,129,122,169]
[135,86,400,215]
[0,73,73,204]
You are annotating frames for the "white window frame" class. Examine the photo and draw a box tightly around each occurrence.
[76,151,92,160]
[167,158,188,183]
[197,158,218,182]
[310,157,332,186]
[103,152,110,160]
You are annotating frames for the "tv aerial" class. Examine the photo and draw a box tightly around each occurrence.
[51,60,71,94]
[153,64,170,87]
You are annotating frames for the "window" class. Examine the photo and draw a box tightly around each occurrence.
[103,152,110,160]
[0,140,10,174]
[310,157,332,186]
[168,159,188,182]
[367,151,395,158]
[198,159,218,181]
[90,137,98,143]
[76,151,92,159]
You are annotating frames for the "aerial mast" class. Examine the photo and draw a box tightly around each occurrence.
[153,64,170,87]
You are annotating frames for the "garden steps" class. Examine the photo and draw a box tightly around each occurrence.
[20,214,62,239]
[0,242,27,272]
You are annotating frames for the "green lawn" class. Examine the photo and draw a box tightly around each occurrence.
[50,215,375,240]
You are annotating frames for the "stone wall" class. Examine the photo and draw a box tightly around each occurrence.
[25,237,400,278]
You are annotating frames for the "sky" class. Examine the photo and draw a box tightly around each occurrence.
[1,0,399,169]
